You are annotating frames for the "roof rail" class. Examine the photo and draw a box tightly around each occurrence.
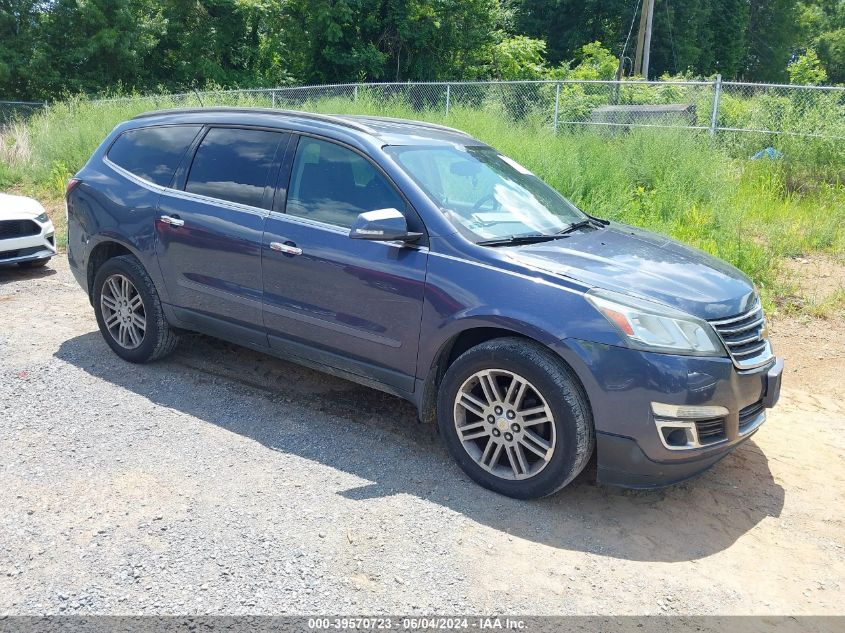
[342,114,471,137]
[131,107,378,134]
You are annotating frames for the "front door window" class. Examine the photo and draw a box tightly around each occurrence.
[286,137,405,227]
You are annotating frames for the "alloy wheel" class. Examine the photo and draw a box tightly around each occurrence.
[100,273,146,349]
[453,369,556,480]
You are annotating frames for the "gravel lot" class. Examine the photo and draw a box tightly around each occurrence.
[1,257,844,616]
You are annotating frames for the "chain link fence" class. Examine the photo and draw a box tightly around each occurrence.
[0,100,46,125]
[5,79,845,140]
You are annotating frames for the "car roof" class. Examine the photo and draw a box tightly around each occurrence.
[130,107,480,146]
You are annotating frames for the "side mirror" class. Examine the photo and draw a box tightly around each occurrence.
[349,208,423,243]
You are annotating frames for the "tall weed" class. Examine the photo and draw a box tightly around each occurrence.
[2,94,843,314]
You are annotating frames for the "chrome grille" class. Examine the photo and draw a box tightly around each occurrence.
[739,400,766,433]
[695,417,726,444]
[709,302,773,370]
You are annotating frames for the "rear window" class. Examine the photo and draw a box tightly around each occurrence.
[185,127,284,208]
[107,125,201,187]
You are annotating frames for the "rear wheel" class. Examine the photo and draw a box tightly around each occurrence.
[93,255,179,363]
[437,338,594,499]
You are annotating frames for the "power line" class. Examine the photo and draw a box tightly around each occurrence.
[665,0,679,74]
[621,0,643,62]
[617,0,642,78]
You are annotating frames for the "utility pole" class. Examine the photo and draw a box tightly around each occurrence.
[634,0,655,78]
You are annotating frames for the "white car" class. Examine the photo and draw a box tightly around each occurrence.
[0,193,56,269]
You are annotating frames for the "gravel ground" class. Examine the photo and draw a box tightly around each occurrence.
[1,257,844,616]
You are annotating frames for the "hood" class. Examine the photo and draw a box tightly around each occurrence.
[505,223,756,320]
[0,193,47,220]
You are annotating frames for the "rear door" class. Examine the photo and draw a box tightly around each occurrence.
[261,135,428,393]
[155,126,288,343]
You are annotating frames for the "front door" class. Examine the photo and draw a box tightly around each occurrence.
[155,127,288,343]
[261,136,428,393]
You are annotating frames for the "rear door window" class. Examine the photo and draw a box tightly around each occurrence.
[185,127,285,208]
[107,125,201,186]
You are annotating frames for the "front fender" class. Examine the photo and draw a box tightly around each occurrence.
[417,249,627,378]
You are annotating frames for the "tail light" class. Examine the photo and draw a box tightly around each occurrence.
[65,178,81,224]
[65,178,81,196]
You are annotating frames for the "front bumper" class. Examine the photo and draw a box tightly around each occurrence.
[0,219,57,265]
[558,340,784,489]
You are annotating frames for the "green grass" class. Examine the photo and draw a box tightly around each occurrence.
[2,93,844,316]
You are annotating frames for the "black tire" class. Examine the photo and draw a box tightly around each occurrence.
[437,337,594,499]
[92,255,179,363]
[18,258,50,269]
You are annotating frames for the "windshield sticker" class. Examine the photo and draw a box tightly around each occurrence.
[498,154,534,176]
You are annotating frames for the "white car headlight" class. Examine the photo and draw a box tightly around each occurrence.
[585,288,726,357]
[35,212,50,224]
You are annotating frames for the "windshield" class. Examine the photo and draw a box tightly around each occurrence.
[386,145,586,243]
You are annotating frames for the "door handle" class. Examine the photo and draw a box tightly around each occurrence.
[160,215,185,227]
[269,241,302,256]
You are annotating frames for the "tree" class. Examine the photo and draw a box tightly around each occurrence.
[647,0,714,78]
[745,0,798,82]
[145,0,271,90]
[285,0,384,83]
[513,0,630,67]
[26,0,162,97]
[788,48,829,84]
[0,1,42,98]
[1,0,838,101]
[287,0,502,83]
[569,41,618,80]
[514,0,755,81]
[491,35,548,80]
[815,28,845,82]
[709,0,750,77]
[798,1,845,83]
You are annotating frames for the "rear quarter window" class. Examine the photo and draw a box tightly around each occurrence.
[107,125,201,187]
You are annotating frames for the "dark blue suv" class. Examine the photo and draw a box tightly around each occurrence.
[67,108,784,499]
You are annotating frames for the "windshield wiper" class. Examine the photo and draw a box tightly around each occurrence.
[477,217,607,247]
[477,234,561,247]
[556,218,602,236]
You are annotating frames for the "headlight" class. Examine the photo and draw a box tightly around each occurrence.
[35,212,50,223]
[585,288,726,357]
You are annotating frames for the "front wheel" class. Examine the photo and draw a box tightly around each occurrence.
[92,255,179,363]
[437,338,594,499]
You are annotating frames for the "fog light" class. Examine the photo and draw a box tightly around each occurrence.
[664,428,691,447]
[652,402,729,451]
[654,418,698,450]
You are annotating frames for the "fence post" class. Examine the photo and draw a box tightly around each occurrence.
[271,90,277,108]
[553,82,561,132]
[445,84,451,117]
[354,84,359,103]
[710,74,722,137]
